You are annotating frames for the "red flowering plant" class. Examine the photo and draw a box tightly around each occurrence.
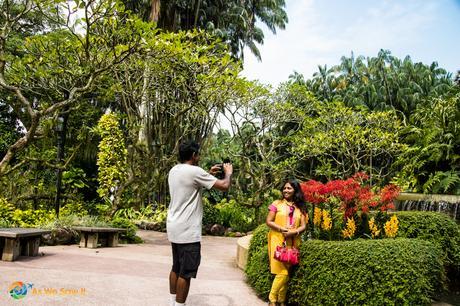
[300,172,400,240]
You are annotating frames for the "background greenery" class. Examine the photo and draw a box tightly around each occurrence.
[0,1,459,240]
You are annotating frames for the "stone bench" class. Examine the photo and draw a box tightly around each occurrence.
[74,227,126,248]
[0,228,51,261]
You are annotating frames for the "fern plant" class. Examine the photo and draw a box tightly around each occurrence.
[423,171,460,194]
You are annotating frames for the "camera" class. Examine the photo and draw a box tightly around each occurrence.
[216,158,231,179]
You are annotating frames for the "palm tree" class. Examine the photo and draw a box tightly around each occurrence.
[121,0,288,60]
[306,50,454,121]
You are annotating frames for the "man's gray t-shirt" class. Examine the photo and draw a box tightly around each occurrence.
[167,164,217,243]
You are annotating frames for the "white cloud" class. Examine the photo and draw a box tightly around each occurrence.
[241,0,449,86]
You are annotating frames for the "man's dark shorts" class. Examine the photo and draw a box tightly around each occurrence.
[171,242,201,279]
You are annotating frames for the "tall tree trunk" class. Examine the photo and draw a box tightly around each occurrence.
[138,64,150,145]
[150,0,161,23]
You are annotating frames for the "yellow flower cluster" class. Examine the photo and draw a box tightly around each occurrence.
[321,210,332,231]
[304,211,310,225]
[384,215,399,238]
[368,217,380,238]
[342,218,356,239]
[313,207,322,226]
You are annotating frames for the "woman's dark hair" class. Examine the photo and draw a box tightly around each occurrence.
[281,178,307,214]
[178,140,200,162]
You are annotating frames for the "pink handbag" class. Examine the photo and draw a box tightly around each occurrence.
[274,238,299,265]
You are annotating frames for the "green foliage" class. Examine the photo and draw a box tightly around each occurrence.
[111,217,142,244]
[0,197,15,222]
[42,215,81,230]
[394,94,460,194]
[289,239,445,305]
[215,199,255,232]
[40,216,79,244]
[288,100,403,182]
[12,209,56,227]
[62,167,88,192]
[70,215,111,227]
[41,214,109,233]
[114,204,167,223]
[396,211,460,272]
[423,171,460,194]
[122,0,288,60]
[203,198,220,226]
[245,224,272,298]
[60,200,89,218]
[304,50,453,118]
[0,103,21,156]
[246,244,273,299]
[246,223,448,304]
[246,224,270,262]
[149,205,168,225]
[0,0,147,175]
[202,81,304,211]
[111,30,241,207]
[96,113,127,200]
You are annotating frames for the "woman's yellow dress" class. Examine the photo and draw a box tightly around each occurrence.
[267,199,304,275]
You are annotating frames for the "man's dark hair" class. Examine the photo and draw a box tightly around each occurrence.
[178,140,200,162]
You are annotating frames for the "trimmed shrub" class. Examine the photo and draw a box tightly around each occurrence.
[290,239,445,305]
[247,224,270,256]
[245,224,272,298]
[246,224,446,305]
[246,244,273,299]
[396,211,460,280]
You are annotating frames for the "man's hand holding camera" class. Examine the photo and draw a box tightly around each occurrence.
[209,162,233,177]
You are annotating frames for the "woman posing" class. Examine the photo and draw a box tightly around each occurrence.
[266,179,308,306]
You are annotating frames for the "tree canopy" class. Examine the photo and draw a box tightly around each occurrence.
[121,0,288,60]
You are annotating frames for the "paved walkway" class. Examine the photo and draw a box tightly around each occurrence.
[0,230,265,306]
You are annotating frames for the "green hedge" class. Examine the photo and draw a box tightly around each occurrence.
[396,211,460,272]
[245,224,272,298]
[246,224,446,305]
[290,239,444,305]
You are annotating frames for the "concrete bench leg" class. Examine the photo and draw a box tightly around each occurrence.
[79,233,88,248]
[107,233,119,247]
[22,237,40,256]
[86,233,99,248]
[2,238,20,261]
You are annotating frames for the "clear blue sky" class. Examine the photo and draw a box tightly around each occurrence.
[242,0,460,86]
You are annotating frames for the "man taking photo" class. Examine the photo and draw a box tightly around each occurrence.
[166,140,233,306]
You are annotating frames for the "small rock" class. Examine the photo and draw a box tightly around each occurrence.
[41,233,55,246]
[204,224,213,234]
[54,228,74,245]
[234,232,243,237]
[210,224,225,236]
